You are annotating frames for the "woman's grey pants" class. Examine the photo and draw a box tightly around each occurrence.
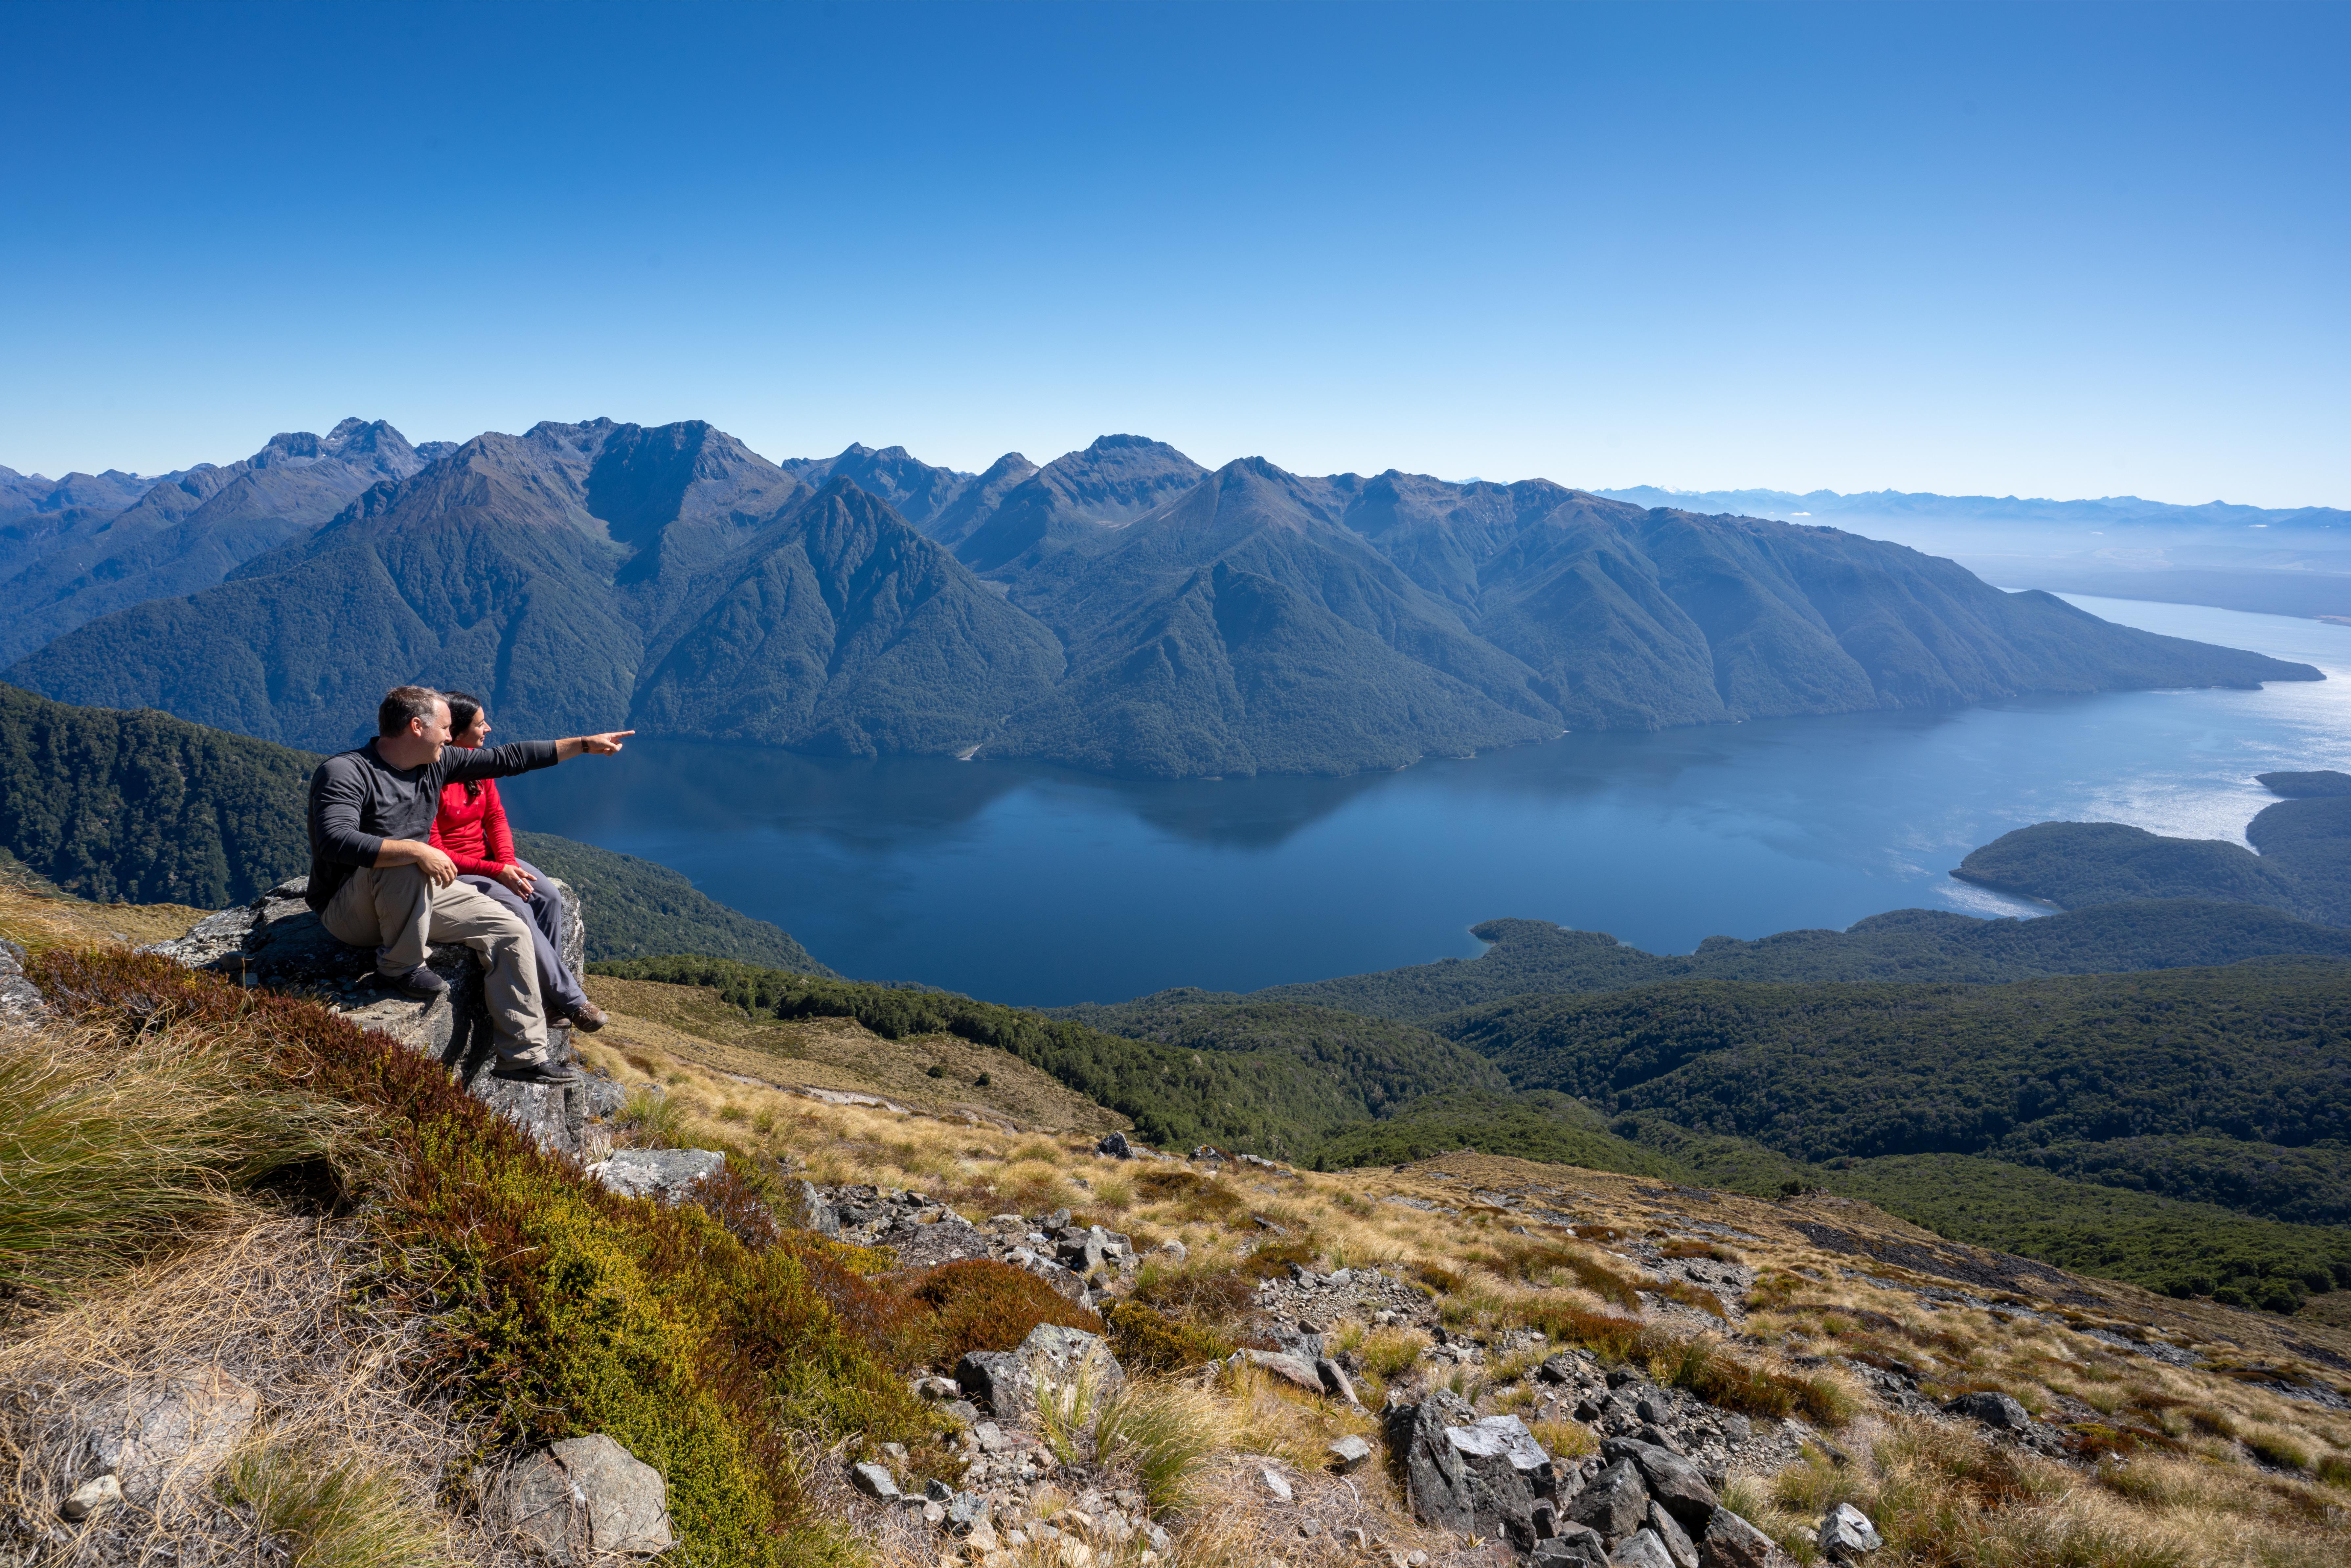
[458,859,591,1017]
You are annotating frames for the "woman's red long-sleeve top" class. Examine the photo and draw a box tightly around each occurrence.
[430,778,517,877]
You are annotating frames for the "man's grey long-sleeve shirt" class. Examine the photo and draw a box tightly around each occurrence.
[305,739,561,911]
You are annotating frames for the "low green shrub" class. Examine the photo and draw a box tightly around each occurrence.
[33,948,935,1568]
[1104,1300,1234,1373]
[909,1259,1103,1366]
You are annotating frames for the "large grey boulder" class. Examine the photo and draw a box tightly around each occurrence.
[151,876,588,1154]
[1613,1531,1678,1568]
[1567,1459,1650,1544]
[1602,1437,1720,1532]
[1817,1503,1882,1558]
[501,1434,675,1562]
[1533,1524,1611,1568]
[589,1148,727,1203]
[1696,1507,1796,1568]
[1387,1392,1562,1548]
[1649,1501,1700,1568]
[1240,1347,1326,1395]
[954,1352,1034,1420]
[1022,1322,1124,1397]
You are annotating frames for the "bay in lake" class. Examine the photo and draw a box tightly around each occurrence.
[501,596,2351,1007]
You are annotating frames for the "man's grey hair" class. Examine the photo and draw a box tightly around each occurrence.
[377,684,445,737]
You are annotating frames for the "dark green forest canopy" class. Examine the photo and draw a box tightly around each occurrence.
[0,682,313,905]
[1047,990,1505,1113]
[1250,901,2351,1024]
[1802,1153,2351,1312]
[593,956,1495,1160]
[1311,1088,1683,1177]
[1444,959,2351,1206]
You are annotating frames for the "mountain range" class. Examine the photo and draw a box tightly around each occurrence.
[0,419,458,666]
[2,418,2321,776]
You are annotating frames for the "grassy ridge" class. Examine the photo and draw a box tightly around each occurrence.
[1808,1152,2351,1312]
[592,956,1500,1160]
[26,945,933,1567]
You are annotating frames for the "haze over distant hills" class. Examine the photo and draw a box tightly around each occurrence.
[1598,485,2351,621]
[1,419,2321,777]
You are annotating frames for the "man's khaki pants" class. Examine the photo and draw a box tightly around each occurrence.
[320,865,551,1061]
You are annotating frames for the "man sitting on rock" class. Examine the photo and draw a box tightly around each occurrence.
[307,684,631,1086]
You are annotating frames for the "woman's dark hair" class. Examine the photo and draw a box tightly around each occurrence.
[443,691,488,798]
[444,691,486,737]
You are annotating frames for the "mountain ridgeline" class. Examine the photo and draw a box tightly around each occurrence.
[4,419,2318,776]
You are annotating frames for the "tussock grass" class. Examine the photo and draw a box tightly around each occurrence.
[0,1211,492,1566]
[0,1018,359,1292]
[223,1441,458,1567]
[29,947,934,1567]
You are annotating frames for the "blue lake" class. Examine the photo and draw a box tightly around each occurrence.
[501,596,2351,1007]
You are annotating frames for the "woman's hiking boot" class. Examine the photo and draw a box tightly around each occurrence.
[374,964,448,1001]
[567,1002,609,1032]
[492,1054,580,1086]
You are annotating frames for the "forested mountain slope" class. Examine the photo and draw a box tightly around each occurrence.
[1445,959,2351,1225]
[1248,901,2351,1022]
[7,421,2318,778]
[0,684,825,967]
[0,682,315,906]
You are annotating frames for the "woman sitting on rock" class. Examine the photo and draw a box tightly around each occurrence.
[430,691,606,1032]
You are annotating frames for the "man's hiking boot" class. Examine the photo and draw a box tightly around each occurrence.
[567,1002,609,1033]
[491,1056,579,1086]
[375,964,448,1001]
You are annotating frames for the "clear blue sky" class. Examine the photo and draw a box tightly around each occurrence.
[5,1,2344,506]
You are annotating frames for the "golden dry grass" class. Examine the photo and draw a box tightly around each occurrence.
[0,882,213,954]
[581,973,1125,1133]
[10,932,2348,1568]
[0,1208,529,1566]
[567,977,2351,1568]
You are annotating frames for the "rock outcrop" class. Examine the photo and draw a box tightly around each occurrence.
[589,1147,728,1203]
[150,876,597,1155]
[1387,1390,1567,1548]
[0,937,45,1024]
[497,1433,676,1562]
[73,1368,259,1507]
